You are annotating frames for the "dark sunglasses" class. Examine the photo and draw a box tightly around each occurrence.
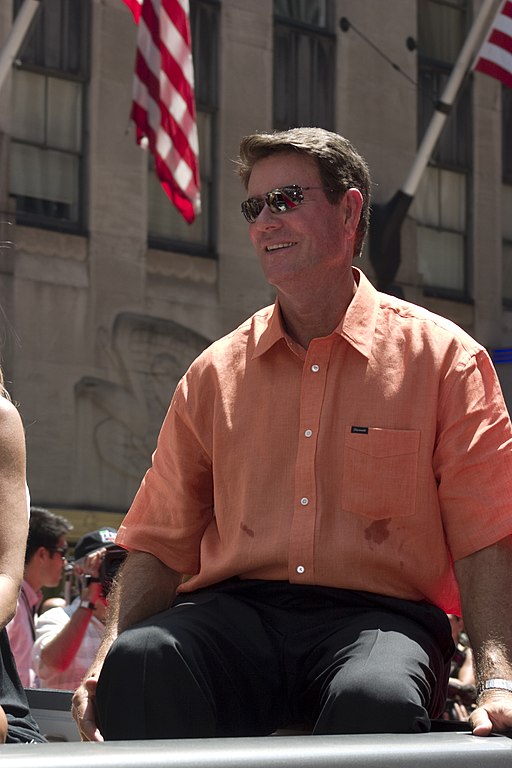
[48,546,68,558]
[241,184,338,224]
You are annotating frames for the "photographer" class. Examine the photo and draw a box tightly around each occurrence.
[32,528,122,691]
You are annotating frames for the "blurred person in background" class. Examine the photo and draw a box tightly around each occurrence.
[7,506,71,687]
[33,528,119,691]
[443,614,476,722]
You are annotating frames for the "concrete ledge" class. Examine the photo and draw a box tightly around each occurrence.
[2,732,512,767]
[24,689,78,742]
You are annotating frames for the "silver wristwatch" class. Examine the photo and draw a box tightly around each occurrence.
[478,678,512,695]
[79,600,95,611]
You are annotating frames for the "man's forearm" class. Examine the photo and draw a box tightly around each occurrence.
[455,536,512,684]
[85,551,181,678]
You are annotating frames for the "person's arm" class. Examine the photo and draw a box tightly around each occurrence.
[455,536,512,736]
[457,646,475,687]
[71,550,181,741]
[0,398,29,629]
[36,551,104,673]
[36,588,102,674]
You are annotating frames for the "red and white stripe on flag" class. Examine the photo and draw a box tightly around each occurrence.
[123,0,201,223]
[123,0,142,23]
[474,0,512,88]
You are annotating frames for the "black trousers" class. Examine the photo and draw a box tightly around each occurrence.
[0,629,46,743]
[96,580,453,740]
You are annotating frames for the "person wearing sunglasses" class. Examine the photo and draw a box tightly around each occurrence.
[74,127,512,742]
[6,506,71,688]
[31,527,119,692]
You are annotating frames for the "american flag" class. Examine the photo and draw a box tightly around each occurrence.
[473,0,512,88]
[122,0,201,223]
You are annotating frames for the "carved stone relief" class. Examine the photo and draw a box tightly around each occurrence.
[74,312,210,510]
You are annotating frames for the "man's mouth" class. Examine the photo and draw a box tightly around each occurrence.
[265,242,297,252]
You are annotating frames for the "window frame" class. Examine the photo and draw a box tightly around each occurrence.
[9,0,90,234]
[415,0,472,300]
[273,0,336,132]
[503,86,512,185]
[147,0,220,259]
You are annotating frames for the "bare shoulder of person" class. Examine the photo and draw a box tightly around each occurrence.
[0,398,25,459]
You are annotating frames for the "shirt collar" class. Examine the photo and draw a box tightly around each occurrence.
[21,579,43,610]
[252,267,379,360]
[336,267,379,359]
[252,301,287,359]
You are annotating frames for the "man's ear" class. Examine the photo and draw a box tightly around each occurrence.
[343,188,363,239]
[36,545,50,561]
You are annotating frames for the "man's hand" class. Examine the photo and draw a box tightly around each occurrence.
[70,552,181,741]
[470,693,512,736]
[76,548,106,606]
[0,704,7,744]
[72,676,104,742]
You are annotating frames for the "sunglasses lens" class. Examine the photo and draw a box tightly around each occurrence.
[267,186,304,214]
[241,198,264,223]
[241,185,305,222]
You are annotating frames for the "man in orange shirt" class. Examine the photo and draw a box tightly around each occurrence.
[73,128,512,741]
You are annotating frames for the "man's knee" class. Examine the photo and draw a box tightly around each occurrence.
[314,673,430,734]
[100,620,183,685]
[96,620,216,740]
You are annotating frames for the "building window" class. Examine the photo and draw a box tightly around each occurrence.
[148,0,219,256]
[415,0,471,296]
[503,88,512,307]
[273,0,335,131]
[414,166,467,292]
[504,87,512,185]
[9,0,89,231]
[504,239,512,307]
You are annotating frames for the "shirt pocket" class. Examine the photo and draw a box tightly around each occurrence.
[342,427,420,519]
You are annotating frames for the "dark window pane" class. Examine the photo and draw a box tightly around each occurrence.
[504,87,512,183]
[190,0,219,109]
[417,0,468,64]
[416,0,470,297]
[273,21,335,130]
[10,1,87,230]
[418,65,471,168]
[14,0,87,75]
[274,0,330,27]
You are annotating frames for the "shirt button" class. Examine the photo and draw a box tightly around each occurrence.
[311,364,320,373]
[304,429,313,438]
[296,565,305,574]
[300,497,309,506]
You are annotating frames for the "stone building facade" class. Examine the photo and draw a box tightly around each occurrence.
[0,0,510,534]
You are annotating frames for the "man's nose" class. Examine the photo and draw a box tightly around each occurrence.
[252,204,282,229]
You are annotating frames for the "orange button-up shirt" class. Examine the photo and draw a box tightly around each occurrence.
[117,268,512,614]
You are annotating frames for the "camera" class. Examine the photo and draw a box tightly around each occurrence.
[99,546,127,596]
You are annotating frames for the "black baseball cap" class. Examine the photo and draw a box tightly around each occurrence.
[74,527,118,560]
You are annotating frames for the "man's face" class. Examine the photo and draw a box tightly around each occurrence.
[43,535,68,588]
[245,152,359,295]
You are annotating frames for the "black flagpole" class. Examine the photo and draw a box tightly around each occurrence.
[367,0,501,296]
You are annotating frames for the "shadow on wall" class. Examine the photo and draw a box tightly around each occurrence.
[73,312,210,510]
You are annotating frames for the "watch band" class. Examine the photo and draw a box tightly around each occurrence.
[79,600,95,611]
[478,678,512,695]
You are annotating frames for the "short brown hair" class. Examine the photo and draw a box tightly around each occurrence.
[237,127,371,258]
